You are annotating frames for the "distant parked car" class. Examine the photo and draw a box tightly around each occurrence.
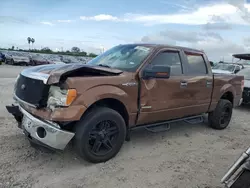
[212,63,243,74]
[0,52,5,63]
[5,52,31,66]
[47,55,65,64]
[30,55,50,65]
[237,67,250,105]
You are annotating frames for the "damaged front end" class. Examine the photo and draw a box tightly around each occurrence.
[6,71,75,150]
[6,104,23,128]
[6,104,75,150]
[6,63,123,150]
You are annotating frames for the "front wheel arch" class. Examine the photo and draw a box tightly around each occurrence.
[80,98,129,128]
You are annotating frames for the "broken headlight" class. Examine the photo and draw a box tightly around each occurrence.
[47,86,77,109]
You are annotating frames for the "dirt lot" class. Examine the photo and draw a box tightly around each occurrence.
[0,64,250,188]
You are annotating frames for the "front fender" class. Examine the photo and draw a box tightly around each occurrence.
[73,85,132,113]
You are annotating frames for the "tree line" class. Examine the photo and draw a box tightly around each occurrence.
[0,46,98,58]
[1,37,98,58]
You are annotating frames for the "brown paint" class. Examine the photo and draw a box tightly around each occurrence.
[24,104,87,121]
[21,44,244,127]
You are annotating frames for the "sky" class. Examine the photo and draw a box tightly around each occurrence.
[1,0,250,61]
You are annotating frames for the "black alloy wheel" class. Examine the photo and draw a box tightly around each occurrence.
[88,120,118,156]
[219,105,231,126]
[74,107,126,163]
[208,99,233,130]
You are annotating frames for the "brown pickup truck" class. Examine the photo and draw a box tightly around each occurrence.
[6,44,244,163]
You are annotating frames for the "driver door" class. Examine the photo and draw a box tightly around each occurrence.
[137,49,192,125]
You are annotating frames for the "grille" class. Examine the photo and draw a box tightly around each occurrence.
[15,74,49,107]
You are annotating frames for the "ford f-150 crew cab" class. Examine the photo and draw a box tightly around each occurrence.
[6,44,244,163]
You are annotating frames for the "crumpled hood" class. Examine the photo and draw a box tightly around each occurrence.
[20,63,123,84]
[212,69,233,74]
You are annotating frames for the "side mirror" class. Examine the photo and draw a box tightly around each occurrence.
[142,65,171,79]
[234,67,240,74]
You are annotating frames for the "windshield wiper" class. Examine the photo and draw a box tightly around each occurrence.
[98,64,111,68]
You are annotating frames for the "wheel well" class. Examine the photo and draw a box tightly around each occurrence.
[221,92,234,105]
[87,98,129,127]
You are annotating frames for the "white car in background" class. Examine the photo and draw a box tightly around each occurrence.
[5,52,31,66]
[212,63,243,74]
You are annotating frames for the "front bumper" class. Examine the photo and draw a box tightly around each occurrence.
[238,98,243,106]
[6,105,75,150]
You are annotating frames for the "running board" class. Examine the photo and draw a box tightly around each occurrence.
[130,115,204,134]
[184,116,204,124]
[145,123,170,133]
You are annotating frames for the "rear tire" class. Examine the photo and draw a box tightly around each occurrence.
[74,107,126,163]
[208,99,233,130]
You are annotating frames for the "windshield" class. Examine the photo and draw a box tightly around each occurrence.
[213,64,235,72]
[237,68,250,80]
[236,59,250,65]
[87,44,153,72]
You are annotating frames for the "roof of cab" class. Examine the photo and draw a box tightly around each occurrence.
[122,43,204,53]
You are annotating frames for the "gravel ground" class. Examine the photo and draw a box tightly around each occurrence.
[0,64,250,188]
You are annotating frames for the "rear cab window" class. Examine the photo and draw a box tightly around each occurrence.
[184,52,208,75]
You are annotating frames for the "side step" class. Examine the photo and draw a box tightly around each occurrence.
[145,123,170,133]
[184,116,204,124]
[130,115,204,134]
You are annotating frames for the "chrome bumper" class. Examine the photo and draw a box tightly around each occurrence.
[19,106,75,150]
[238,98,243,106]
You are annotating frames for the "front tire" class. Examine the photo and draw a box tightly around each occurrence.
[208,99,233,130]
[74,107,126,163]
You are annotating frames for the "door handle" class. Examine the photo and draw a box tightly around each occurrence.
[206,80,212,87]
[180,81,188,87]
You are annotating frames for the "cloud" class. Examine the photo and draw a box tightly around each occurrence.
[141,30,223,44]
[79,3,250,25]
[203,23,232,30]
[159,1,194,11]
[203,15,232,30]
[139,29,248,61]
[191,40,247,61]
[40,21,54,26]
[80,14,119,21]
[243,37,250,46]
[57,20,74,23]
[0,16,30,24]
[227,0,250,23]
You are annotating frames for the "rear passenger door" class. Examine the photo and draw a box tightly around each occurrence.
[181,51,213,114]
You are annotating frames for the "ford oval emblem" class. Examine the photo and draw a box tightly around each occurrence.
[21,84,26,90]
